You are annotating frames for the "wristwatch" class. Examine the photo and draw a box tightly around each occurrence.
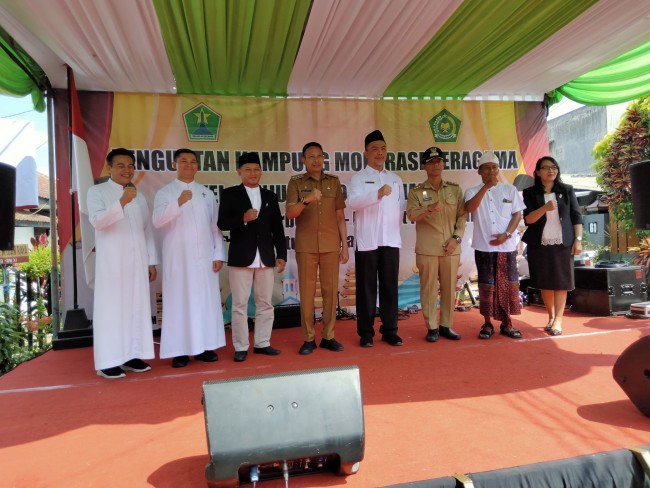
[452,235,462,244]
[505,231,512,239]
[576,236,582,241]
[299,197,308,205]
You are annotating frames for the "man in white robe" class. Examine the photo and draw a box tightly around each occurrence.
[153,148,226,368]
[88,148,158,379]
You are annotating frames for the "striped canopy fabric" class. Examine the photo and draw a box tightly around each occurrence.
[1,0,650,108]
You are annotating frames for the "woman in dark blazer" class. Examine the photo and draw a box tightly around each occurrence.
[522,156,583,335]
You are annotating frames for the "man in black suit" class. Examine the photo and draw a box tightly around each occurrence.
[218,152,287,362]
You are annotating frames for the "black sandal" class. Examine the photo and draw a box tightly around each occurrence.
[478,324,494,339]
[500,323,522,339]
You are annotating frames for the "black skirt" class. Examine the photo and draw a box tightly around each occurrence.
[527,244,575,290]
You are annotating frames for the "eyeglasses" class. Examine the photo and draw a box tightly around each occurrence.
[539,166,558,172]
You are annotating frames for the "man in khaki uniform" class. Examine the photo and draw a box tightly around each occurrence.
[286,142,349,355]
[407,147,467,342]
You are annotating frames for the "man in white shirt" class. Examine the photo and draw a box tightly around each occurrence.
[217,152,287,362]
[348,130,404,347]
[464,151,525,340]
[153,148,226,368]
[87,148,158,379]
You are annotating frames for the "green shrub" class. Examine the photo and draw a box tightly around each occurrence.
[0,303,23,375]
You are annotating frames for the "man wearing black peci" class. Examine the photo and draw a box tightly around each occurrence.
[218,152,287,362]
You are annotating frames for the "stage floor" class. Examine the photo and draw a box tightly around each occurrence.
[1,306,649,487]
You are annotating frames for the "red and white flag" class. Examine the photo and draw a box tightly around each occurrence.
[69,69,96,288]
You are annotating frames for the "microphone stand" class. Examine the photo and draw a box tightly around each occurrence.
[335,291,356,320]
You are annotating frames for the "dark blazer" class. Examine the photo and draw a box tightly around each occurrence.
[217,184,287,267]
[521,183,582,247]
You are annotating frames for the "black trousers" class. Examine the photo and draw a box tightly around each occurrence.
[355,246,399,338]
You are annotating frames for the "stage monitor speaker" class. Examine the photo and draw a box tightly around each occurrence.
[202,366,364,487]
[613,335,650,418]
[630,160,650,230]
[0,162,16,251]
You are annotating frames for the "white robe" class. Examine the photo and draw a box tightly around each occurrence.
[87,179,158,370]
[152,179,226,358]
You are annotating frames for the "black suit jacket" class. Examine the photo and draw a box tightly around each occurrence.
[521,183,582,247]
[217,184,287,267]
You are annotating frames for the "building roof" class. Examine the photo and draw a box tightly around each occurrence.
[15,209,50,225]
[37,172,49,199]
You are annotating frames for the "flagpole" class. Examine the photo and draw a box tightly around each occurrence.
[46,87,61,338]
[61,65,89,333]
[67,65,80,309]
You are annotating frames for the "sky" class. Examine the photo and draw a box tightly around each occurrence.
[547,97,585,121]
[0,93,49,174]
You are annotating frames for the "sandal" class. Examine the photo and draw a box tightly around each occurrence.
[544,319,554,332]
[478,324,494,340]
[549,328,562,336]
[499,323,522,339]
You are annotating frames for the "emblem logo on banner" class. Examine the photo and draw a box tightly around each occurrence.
[183,103,222,141]
[429,109,461,143]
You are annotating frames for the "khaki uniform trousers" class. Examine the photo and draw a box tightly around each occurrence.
[416,253,460,330]
[229,266,275,351]
[296,251,339,342]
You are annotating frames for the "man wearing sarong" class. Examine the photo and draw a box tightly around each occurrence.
[464,151,525,339]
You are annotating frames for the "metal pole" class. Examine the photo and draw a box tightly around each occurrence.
[66,66,79,309]
[46,88,61,338]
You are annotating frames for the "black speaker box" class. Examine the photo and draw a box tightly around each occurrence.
[526,287,544,307]
[571,266,647,316]
[202,366,364,487]
[613,335,650,417]
[0,162,16,251]
[631,160,650,230]
[526,287,574,308]
[272,305,301,328]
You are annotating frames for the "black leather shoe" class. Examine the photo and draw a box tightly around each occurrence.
[319,338,344,352]
[381,334,403,346]
[234,351,248,362]
[195,350,219,362]
[299,341,317,355]
[360,336,374,348]
[171,355,190,368]
[439,326,461,340]
[253,346,281,356]
[425,329,439,342]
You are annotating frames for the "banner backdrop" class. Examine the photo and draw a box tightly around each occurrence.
[55,93,549,323]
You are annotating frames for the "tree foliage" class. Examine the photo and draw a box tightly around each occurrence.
[592,97,650,231]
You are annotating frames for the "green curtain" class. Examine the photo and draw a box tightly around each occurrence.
[384,0,597,98]
[153,0,311,96]
[0,26,46,111]
[557,40,650,105]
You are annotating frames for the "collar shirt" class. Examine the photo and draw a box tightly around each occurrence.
[244,185,263,267]
[406,179,466,256]
[348,166,404,251]
[464,182,525,252]
[286,172,345,253]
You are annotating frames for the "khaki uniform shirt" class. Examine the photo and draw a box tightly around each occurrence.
[406,180,467,256]
[286,172,345,253]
